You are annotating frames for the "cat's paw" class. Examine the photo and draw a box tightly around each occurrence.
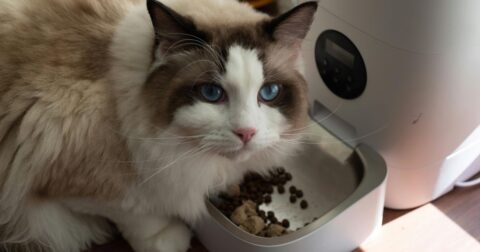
[150,220,192,252]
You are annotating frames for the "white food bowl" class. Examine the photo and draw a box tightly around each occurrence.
[196,121,386,252]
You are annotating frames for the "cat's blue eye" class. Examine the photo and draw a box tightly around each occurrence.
[259,83,281,102]
[199,83,225,103]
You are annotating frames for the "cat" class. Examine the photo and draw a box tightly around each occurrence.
[0,0,317,251]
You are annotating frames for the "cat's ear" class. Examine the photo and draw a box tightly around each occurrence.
[265,1,318,47]
[147,0,205,49]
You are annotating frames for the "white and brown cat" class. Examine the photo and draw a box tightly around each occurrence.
[0,0,317,251]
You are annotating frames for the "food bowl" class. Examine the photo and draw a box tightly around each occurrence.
[195,120,387,252]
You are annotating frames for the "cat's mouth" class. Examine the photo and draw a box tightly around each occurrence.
[217,145,253,160]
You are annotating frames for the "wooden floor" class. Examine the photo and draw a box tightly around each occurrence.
[88,183,480,252]
[383,185,480,239]
[359,185,480,252]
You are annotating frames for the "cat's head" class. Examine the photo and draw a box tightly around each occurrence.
[140,0,317,162]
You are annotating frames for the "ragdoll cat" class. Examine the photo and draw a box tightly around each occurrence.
[0,0,317,251]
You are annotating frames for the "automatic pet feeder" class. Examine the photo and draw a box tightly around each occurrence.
[304,0,480,209]
[196,0,480,251]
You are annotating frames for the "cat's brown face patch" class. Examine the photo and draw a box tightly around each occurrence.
[143,18,311,132]
[143,49,224,125]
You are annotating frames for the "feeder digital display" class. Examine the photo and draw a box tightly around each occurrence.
[315,30,367,99]
[325,39,354,67]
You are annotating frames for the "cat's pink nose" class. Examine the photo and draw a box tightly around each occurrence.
[233,128,256,143]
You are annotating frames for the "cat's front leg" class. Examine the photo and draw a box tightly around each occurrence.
[113,214,192,252]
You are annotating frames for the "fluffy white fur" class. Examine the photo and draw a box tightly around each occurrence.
[27,201,113,252]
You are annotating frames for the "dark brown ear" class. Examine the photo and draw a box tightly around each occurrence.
[147,0,206,49]
[266,1,318,46]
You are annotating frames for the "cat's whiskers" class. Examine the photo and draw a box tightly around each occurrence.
[126,134,206,141]
[268,144,292,157]
[281,122,318,134]
[283,123,389,144]
[191,69,223,86]
[87,135,209,171]
[104,122,209,141]
[157,32,225,71]
[138,143,213,185]
[280,138,322,145]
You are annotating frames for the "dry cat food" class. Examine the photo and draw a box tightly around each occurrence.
[213,168,316,237]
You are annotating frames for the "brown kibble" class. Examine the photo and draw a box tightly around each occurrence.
[285,173,292,181]
[242,216,266,235]
[266,224,285,237]
[266,185,274,194]
[289,195,297,203]
[300,200,308,209]
[267,211,275,218]
[269,216,278,224]
[289,186,296,194]
[295,190,303,198]
[264,195,272,204]
[248,184,257,193]
[258,210,266,219]
[218,171,302,237]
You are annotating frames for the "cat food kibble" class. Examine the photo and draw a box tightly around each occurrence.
[213,169,317,237]
[285,173,292,181]
[267,210,275,218]
[295,190,303,198]
[258,210,266,219]
[269,216,278,224]
[266,185,274,194]
[300,200,308,209]
[264,195,272,204]
[289,195,297,203]
[289,186,296,194]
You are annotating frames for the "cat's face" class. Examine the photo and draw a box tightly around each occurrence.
[142,1,317,162]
